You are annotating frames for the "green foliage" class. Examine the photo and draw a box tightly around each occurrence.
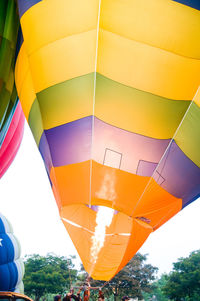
[143,274,168,301]
[23,253,78,301]
[89,253,158,300]
[162,250,200,301]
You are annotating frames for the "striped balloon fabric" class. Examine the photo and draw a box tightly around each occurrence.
[15,0,200,280]
[0,0,24,178]
[0,213,24,292]
[0,101,24,178]
[0,0,19,146]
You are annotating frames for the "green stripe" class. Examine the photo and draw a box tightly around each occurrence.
[0,0,7,37]
[95,73,190,138]
[0,83,11,129]
[2,0,19,46]
[175,102,200,168]
[28,73,190,146]
[0,0,19,146]
[0,38,13,82]
[0,92,18,146]
[28,98,44,146]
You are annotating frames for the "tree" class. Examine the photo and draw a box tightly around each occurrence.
[89,253,158,300]
[162,250,200,301]
[23,253,78,301]
[143,274,168,301]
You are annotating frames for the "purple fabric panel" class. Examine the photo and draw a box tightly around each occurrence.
[39,116,170,173]
[93,118,170,174]
[38,116,200,209]
[155,141,200,207]
[39,133,53,174]
[182,194,200,209]
[17,0,42,18]
[137,161,157,177]
[39,116,92,168]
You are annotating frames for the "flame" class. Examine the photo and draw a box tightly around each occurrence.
[90,206,114,272]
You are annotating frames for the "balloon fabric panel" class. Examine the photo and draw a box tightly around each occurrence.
[17,0,42,18]
[0,0,19,146]
[0,214,24,292]
[15,0,200,280]
[173,0,200,10]
[0,102,25,178]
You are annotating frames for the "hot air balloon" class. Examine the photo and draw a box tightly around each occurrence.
[0,0,25,292]
[0,213,24,292]
[0,0,24,177]
[15,0,200,280]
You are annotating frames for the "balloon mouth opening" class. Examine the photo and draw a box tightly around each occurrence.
[88,204,118,215]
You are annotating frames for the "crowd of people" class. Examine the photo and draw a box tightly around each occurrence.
[54,290,130,300]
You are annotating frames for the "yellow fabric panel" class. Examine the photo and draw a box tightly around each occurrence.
[15,44,36,120]
[20,0,99,55]
[194,87,200,107]
[19,70,36,120]
[133,178,182,228]
[97,29,200,100]
[100,0,200,59]
[29,30,97,93]
[115,219,152,275]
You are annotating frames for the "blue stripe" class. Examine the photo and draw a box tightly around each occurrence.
[15,26,23,62]
[0,218,6,233]
[173,0,200,10]
[0,262,18,291]
[17,0,42,18]
[0,234,15,265]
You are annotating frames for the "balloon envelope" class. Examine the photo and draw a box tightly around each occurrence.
[0,101,25,178]
[15,0,200,280]
[0,213,24,292]
[0,0,24,178]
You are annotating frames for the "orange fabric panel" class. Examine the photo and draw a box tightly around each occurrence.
[50,161,150,212]
[50,161,91,207]
[92,234,130,280]
[51,167,62,211]
[50,161,181,219]
[61,204,132,234]
[61,204,153,280]
[115,219,152,275]
[133,178,182,228]
[61,205,132,280]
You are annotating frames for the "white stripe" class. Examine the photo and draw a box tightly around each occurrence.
[62,217,130,236]
[89,0,102,207]
[0,213,13,233]
[14,258,25,287]
[7,233,21,260]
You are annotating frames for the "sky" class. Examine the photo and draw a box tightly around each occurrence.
[0,122,200,277]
